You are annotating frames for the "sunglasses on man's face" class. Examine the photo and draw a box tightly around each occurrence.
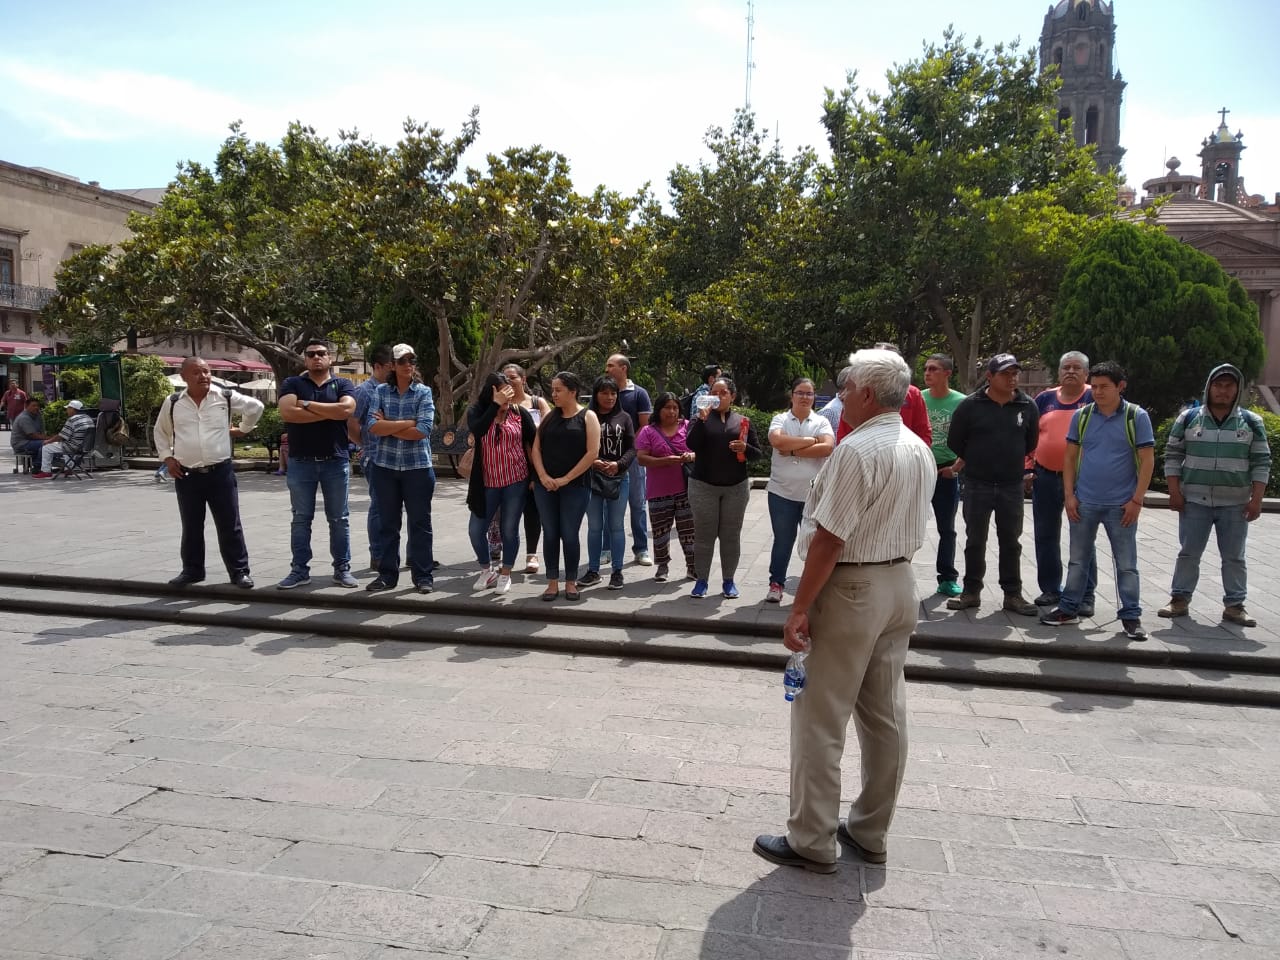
[305,351,328,358]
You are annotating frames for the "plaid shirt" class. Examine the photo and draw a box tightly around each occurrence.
[367,380,434,472]
[353,377,381,464]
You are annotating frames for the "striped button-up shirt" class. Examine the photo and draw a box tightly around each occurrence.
[481,407,529,487]
[367,380,434,472]
[798,411,936,563]
[352,377,382,465]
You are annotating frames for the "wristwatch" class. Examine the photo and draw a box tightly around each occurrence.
[302,400,311,410]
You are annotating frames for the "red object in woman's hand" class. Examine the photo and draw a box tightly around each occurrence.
[736,417,750,462]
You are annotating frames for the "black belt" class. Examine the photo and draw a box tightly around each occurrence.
[1034,464,1063,476]
[291,455,340,462]
[180,459,230,474]
[837,557,908,567]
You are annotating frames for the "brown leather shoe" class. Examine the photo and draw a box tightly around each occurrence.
[1223,605,1256,627]
[1158,596,1189,618]
[947,592,981,610]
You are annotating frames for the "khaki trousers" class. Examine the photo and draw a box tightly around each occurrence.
[786,562,916,863]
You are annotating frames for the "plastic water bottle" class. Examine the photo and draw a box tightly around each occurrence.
[783,649,808,701]
[696,394,720,413]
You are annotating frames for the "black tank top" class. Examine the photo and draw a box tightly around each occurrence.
[540,408,589,486]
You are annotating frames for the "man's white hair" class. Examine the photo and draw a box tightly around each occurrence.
[845,349,911,409]
[1059,350,1089,370]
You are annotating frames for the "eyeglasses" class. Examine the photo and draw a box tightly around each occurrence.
[792,392,815,398]
[395,357,417,365]
[304,351,328,358]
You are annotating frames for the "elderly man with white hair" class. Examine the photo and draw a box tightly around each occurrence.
[753,348,936,874]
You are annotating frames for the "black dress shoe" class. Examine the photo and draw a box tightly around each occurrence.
[366,578,394,593]
[415,581,433,594]
[230,573,254,590]
[836,823,887,864]
[168,572,205,587]
[751,834,836,874]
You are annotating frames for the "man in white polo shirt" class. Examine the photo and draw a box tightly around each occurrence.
[754,348,935,874]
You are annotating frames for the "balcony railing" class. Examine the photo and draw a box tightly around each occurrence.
[0,283,55,311]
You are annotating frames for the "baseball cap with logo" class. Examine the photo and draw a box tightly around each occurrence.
[987,353,1020,374]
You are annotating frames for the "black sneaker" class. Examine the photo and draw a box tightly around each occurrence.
[1040,607,1079,626]
[1078,603,1095,618]
[579,570,602,587]
[1121,619,1147,640]
[1034,592,1060,607]
[654,564,669,582]
[365,578,394,593]
[608,570,625,590]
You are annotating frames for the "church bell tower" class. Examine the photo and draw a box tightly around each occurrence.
[1039,0,1126,174]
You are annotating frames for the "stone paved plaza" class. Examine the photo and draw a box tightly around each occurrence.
[1,457,1279,957]
[1,606,1279,959]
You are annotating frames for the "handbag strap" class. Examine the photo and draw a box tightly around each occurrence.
[655,424,684,457]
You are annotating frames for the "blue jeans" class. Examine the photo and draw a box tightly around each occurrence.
[370,465,435,587]
[931,473,960,583]
[469,481,526,569]
[767,491,806,586]
[1171,501,1250,606]
[627,459,648,554]
[1032,466,1096,603]
[588,473,630,573]
[286,458,351,575]
[1061,501,1140,620]
[362,460,387,567]
[533,482,590,581]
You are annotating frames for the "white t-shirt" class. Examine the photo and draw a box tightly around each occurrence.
[766,409,835,502]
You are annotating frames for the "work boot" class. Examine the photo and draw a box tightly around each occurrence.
[1157,596,1190,619]
[1223,605,1256,627]
[947,592,980,610]
[1003,594,1039,616]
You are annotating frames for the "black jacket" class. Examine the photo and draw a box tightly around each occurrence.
[592,406,636,471]
[686,409,762,485]
[465,401,536,516]
[946,386,1038,483]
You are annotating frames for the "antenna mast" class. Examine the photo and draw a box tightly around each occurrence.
[744,0,756,111]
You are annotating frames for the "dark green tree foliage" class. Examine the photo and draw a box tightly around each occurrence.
[819,30,1115,386]
[1044,220,1264,421]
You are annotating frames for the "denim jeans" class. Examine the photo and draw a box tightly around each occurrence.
[767,491,807,586]
[1171,501,1250,606]
[627,459,648,554]
[533,482,590,581]
[362,460,387,567]
[960,480,1025,595]
[370,465,435,587]
[1061,501,1141,620]
[468,481,527,569]
[286,457,351,575]
[588,473,630,573]
[931,474,960,583]
[1032,467,1096,603]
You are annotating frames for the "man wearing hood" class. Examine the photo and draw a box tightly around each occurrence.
[1160,364,1270,627]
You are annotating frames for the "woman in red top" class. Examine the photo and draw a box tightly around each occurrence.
[466,371,536,594]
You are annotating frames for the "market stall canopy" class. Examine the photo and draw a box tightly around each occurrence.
[7,352,120,364]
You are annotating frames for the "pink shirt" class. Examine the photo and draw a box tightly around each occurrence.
[635,422,690,499]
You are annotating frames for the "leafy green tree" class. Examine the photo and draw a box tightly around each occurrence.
[641,111,818,405]
[818,30,1116,386]
[1043,220,1264,420]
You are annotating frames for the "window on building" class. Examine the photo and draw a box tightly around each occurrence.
[1085,106,1099,145]
[1057,107,1072,134]
[0,247,14,286]
[1053,46,1063,67]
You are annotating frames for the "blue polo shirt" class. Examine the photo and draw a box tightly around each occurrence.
[616,380,651,433]
[280,374,357,459]
[1068,402,1155,506]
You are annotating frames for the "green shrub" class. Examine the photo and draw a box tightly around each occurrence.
[42,399,70,436]
[1152,405,1280,496]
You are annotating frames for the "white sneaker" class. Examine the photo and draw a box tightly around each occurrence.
[635,550,653,566]
[474,567,497,590]
[766,582,784,604]
[495,574,512,594]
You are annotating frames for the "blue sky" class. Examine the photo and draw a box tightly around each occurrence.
[3,0,1277,202]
